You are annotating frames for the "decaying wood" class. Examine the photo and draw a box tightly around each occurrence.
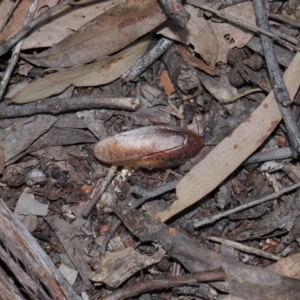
[0,199,81,300]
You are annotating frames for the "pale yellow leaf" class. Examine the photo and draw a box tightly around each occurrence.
[156,52,300,222]
[11,36,151,103]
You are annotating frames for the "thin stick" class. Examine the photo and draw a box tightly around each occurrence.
[193,182,300,228]
[243,147,297,165]
[0,0,39,101]
[253,0,291,106]
[207,236,281,261]
[269,13,300,30]
[186,0,300,53]
[271,27,298,45]
[99,268,225,300]
[82,166,117,218]
[222,88,263,104]
[133,179,179,199]
[0,0,74,56]
[122,38,174,81]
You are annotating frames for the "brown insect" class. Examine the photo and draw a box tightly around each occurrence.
[94,125,203,169]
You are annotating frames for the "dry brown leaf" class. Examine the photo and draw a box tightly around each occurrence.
[0,115,58,162]
[28,1,125,49]
[157,4,218,66]
[160,70,175,96]
[208,1,255,63]
[0,0,35,44]
[156,52,300,222]
[197,73,238,103]
[174,45,218,76]
[11,36,151,103]
[20,0,166,68]
[0,0,125,49]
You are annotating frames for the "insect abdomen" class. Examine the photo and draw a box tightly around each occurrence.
[94,125,203,169]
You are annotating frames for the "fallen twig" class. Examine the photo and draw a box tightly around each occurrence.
[193,182,300,228]
[82,166,117,219]
[122,38,174,81]
[133,179,179,199]
[158,0,190,28]
[0,96,140,119]
[207,236,281,261]
[243,147,297,165]
[269,13,300,30]
[253,0,300,154]
[99,268,225,300]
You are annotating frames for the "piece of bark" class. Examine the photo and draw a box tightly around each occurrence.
[174,44,217,76]
[113,206,300,300]
[160,70,175,96]
[0,200,81,300]
[90,247,165,287]
[0,265,24,300]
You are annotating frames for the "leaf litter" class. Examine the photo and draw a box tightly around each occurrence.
[11,35,151,103]
[20,0,167,68]
[0,0,300,299]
